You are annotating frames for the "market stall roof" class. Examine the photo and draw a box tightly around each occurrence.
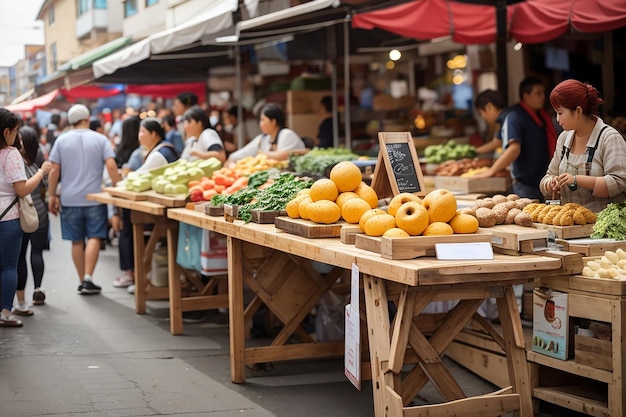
[58,36,133,72]
[92,0,237,81]
[352,0,626,45]
[4,89,60,113]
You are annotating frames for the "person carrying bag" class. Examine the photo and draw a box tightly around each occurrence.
[0,108,51,327]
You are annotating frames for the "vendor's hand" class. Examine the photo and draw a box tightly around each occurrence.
[548,176,561,192]
[556,173,575,189]
[40,161,52,176]
[472,169,494,179]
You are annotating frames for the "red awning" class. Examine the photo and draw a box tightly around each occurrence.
[352,0,626,45]
[4,89,60,113]
[61,85,123,101]
[126,82,206,103]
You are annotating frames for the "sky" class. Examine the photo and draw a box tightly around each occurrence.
[0,0,45,67]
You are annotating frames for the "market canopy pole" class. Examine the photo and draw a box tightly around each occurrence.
[496,0,508,103]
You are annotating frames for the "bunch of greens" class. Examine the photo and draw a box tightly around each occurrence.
[290,147,358,176]
[237,173,313,222]
[210,168,282,207]
[591,203,626,240]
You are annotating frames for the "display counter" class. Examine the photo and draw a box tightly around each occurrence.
[168,208,577,417]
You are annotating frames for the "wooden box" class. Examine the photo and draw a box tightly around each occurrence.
[532,222,595,239]
[104,186,148,201]
[250,209,286,224]
[557,238,626,257]
[433,176,510,194]
[145,190,187,207]
[482,224,549,254]
[354,230,493,260]
[574,334,612,371]
[274,216,344,238]
[205,204,225,217]
[340,225,362,244]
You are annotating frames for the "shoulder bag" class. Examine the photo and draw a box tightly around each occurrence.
[0,195,38,232]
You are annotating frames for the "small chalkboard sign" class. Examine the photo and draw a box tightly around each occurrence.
[371,132,425,198]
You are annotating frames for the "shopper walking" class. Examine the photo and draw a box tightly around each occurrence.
[14,126,50,314]
[0,109,51,326]
[47,104,121,295]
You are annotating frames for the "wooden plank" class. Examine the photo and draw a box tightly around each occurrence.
[244,341,344,363]
[403,392,520,417]
[526,351,613,384]
[557,238,626,257]
[532,387,608,417]
[446,340,510,388]
[434,175,510,194]
[532,222,595,239]
[229,237,246,383]
[340,224,362,244]
[206,204,224,217]
[103,186,149,201]
[274,216,344,238]
[389,289,416,373]
[144,190,187,207]
[250,209,286,224]
[355,230,492,260]
[483,224,548,252]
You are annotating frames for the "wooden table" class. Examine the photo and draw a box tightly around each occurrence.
[169,208,578,417]
[87,191,228,335]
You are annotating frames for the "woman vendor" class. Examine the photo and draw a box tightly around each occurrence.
[540,79,626,213]
[225,103,305,164]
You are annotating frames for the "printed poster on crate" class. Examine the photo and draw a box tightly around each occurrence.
[344,262,361,390]
[532,289,568,360]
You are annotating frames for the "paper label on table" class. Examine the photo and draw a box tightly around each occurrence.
[435,242,494,260]
[345,263,361,390]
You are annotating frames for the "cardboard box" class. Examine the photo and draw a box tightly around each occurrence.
[532,289,568,360]
[286,90,330,114]
[288,113,323,141]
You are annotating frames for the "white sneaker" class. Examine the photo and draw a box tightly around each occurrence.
[127,284,135,294]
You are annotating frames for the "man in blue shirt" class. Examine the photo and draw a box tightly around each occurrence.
[162,114,184,155]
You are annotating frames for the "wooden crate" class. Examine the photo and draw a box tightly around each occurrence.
[205,204,225,217]
[145,190,187,207]
[250,209,286,224]
[274,216,344,238]
[574,334,612,371]
[482,224,548,254]
[103,186,149,201]
[340,224,362,244]
[434,176,510,194]
[532,222,595,239]
[557,238,626,256]
[354,230,492,260]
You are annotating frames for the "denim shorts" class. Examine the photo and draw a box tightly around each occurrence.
[60,205,108,242]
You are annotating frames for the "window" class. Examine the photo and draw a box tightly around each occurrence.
[145,0,158,6]
[48,5,55,24]
[124,0,138,17]
[50,43,58,72]
[77,0,90,16]
[95,0,107,9]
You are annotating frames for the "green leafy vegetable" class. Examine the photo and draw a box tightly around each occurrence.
[289,147,359,175]
[591,203,626,240]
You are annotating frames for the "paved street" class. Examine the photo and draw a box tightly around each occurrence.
[0,215,578,417]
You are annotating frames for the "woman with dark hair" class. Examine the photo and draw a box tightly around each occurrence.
[0,109,51,327]
[226,103,305,164]
[540,79,626,212]
[113,117,180,290]
[180,106,226,163]
[115,116,141,168]
[14,126,50,314]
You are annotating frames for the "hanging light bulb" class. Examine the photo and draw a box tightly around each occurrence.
[389,49,401,61]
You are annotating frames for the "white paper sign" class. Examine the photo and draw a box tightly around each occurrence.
[344,262,361,390]
[435,242,494,260]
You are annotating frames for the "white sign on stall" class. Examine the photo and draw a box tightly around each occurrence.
[344,262,361,390]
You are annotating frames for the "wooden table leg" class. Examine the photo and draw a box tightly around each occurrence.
[132,222,146,314]
[496,285,532,417]
[229,236,246,383]
[167,224,183,335]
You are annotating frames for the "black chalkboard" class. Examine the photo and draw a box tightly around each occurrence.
[385,142,421,193]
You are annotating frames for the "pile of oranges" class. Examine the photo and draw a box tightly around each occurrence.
[286,161,378,224]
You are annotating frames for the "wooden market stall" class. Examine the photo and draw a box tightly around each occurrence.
[167,207,578,417]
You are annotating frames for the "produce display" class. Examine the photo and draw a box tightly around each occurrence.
[124,158,221,193]
[285,161,378,224]
[206,169,279,206]
[591,202,626,240]
[434,158,491,176]
[461,194,535,227]
[581,248,626,280]
[230,154,288,176]
[289,147,359,176]
[522,202,597,226]
[423,141,477,164]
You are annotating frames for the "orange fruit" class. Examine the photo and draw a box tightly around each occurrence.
[330,161,362,192]
[422,222,454,236]
[341,198,372,224]
[297,188,311,197]
[307,200,342,224]
[335,191,360,209]
[359,208,387,233]
[449,213,479,234]
[364,213,396,236]
[422,189,457,223]
[309,178,339,202]
[353,182,379,209]
[286,194,307,218]
[383,227,410,238]
[395,201,429,236]
[298,196,313,220]
[388,193,422,216]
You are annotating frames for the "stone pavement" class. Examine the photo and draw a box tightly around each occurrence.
[0,216,579,417]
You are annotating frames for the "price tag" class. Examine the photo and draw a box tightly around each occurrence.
[435,242,494,260]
